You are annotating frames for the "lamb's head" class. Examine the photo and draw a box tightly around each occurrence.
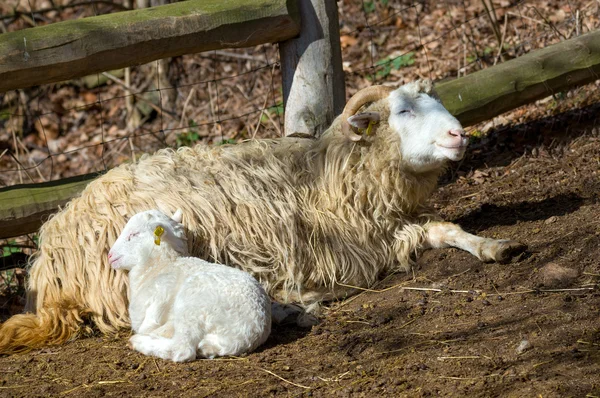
[343,80,468,172]
[108,209,188,271]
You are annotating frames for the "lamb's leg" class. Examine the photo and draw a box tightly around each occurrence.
[424,221,526,263]
[271,302,300,324]
[137,302,168,335]
[271,302,320,327]
[129,334,197,362]
[150,322,175,338]
[271,287,356,327]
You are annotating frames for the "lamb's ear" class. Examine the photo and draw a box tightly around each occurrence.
[347,112,380,130]
[172,209,183,223]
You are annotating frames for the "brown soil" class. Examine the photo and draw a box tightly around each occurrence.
[1,103,599,398]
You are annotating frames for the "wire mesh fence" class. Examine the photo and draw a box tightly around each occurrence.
[0,51,284,183]
[1,0,600,302]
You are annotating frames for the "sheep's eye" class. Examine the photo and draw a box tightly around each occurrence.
[398,110,412,115]
[127,232,139,241]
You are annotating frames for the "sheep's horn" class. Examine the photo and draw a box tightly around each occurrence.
[341,85,396,142]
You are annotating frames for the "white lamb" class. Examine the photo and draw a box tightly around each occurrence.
[108,209,271,362]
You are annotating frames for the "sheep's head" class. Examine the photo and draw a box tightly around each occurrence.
[108,209,188,270]
[343,80,468,172]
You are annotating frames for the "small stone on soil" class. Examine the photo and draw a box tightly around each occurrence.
[516,339,532,354]
[540,262,579,288]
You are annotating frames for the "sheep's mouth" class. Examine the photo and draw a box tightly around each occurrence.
[109,255,123,266]
[435,143,468,150]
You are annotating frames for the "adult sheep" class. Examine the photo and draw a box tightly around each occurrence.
[0,80,525,354]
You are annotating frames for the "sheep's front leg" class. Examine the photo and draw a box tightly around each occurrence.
[424,222,526,263]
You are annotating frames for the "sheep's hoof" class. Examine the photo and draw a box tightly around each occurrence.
[493,240,527,264]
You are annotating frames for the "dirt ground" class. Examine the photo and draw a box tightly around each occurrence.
[1,101,599,397]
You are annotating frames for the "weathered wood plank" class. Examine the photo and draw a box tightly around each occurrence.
[279,0,345,136]
[0,173,100,239]
[435,29,600,127]
[0,0,300,93]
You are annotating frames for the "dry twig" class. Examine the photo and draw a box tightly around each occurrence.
[494,14,509,65]
[179,88,196,129]
[259,368,311,389]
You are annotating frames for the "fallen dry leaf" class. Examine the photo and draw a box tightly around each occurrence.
[340,35,358,49]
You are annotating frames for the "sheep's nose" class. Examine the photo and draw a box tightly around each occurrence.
[108,252,113,261]
[448,129,466,138]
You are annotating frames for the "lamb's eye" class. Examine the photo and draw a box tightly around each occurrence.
[398,110,412,115]
[127,232,139,241]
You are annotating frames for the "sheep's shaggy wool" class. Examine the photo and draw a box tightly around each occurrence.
[0,82,444,353]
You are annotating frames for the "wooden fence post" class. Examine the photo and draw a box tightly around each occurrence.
[279,0,346,137]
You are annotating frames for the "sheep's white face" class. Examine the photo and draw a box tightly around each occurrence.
[388,81,467,172]
[108,209,187,271]
[348,81,467,173]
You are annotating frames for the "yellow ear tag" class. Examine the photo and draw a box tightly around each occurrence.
[358,120,378,137]
[365,120,378,136]
[154,226,164,246]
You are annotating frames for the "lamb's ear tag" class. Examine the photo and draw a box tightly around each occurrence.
[154,226,164,246]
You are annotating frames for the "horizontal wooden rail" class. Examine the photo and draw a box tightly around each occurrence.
[435,29,600,126]
[0,0,300,92]
[0,173,101,239]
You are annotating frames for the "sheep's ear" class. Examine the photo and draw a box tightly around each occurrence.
[172,209,183,223]
[347,112,380,130]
